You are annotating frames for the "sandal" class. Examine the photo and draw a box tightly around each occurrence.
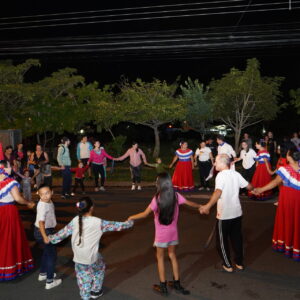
[235,264,244,271]
[222,265,234,273]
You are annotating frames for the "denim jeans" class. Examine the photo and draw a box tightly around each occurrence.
[34,227,57,282]
[62,166,72,195]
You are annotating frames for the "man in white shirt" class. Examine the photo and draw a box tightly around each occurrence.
[199,154,255,272]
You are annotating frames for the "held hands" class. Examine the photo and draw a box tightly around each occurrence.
[199,204,210,215]
[252,188,263,195]
[43,236,50,244]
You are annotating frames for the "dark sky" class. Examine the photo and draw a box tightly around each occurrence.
[1,0,300,132]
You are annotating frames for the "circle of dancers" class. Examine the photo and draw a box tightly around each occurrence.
[0,130,299,299]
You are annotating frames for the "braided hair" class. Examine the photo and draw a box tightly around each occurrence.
[76,197,93,246]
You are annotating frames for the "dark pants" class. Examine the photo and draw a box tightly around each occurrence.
[34,227,57,282]
[43,176,52,188]
[92,164,105,187]
[198,160,211,188]
[130,164,141,184]
[73,178,85,193]
[62,166,72,195]
[81,158,89,166]
[216,216,243,268]
[240,164,255,194]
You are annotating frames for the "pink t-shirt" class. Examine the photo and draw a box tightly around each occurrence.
[149,193,186,243]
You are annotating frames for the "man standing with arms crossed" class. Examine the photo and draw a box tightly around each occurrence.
[200,154,255,272]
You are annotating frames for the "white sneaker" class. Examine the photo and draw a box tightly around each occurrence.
[38,273,57,281]
[131,184,136,190]
[206,187,210,191]
[71,192,75,196]
[45,278,62,290]
[137,186,142,190]
[99,186,105,191]
[198,187,204,191]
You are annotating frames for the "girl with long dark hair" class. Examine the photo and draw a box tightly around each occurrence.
[48,197,133,299]
[128,173,200,296]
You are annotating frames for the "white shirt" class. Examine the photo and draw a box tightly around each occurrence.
[71,216,103,265]
[215,169,248,220]
[79,142,91,159]
[195,147,212,162]
[35,200,57,229]
[240,149,257,169]
[217,143,236,158]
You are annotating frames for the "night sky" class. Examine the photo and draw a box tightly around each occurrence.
[1,0,300,132]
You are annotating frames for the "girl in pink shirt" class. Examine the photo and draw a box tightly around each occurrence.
[116,142,147,191]
[128,172,200,296]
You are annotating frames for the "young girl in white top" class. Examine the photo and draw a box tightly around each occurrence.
[47,197,133,300]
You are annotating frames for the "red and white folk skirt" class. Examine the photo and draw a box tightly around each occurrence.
[249,162,273,200]
[172,161,194,191]
[272,186,300,261]
[0,203,34,281]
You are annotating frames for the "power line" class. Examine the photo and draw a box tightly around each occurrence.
[0,5,299,31]
[0,1,291,28]
[0,0,246,20]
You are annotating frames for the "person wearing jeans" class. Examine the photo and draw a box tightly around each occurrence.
[34,227,57,283]
[88,141,115,192]
[57,137,72,198]
[116,142,147,191]
[34,185,61,289]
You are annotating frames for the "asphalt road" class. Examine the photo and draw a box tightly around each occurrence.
[1,186,300,300]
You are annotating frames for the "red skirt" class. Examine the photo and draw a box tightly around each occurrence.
[0,203,34,281]
[249,163,273,200]
[272,186,300,261]
[172,161,194,191]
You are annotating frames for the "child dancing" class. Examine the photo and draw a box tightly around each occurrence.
[47,197,133,300]
[128,172,200,296]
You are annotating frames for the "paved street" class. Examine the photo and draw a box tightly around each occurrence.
[1,186,300,300]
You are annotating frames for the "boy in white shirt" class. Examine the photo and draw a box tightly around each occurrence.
[200,154,255,272]
[34,185,62,289]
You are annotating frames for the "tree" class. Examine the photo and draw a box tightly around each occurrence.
[119,78,187,157]
[0,59,40,128]
[14,67,86,147]
[180,77,212,137]
[290,88,300,114]
[79,82,124,140]
[209,58,284,152]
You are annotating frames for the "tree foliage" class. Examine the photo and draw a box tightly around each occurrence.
[209,58,284,151]
[119,78,187,157]
[14,68,86,145]
[290,88,300,114]
[0,59,40,127]
[180,77,211,135]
